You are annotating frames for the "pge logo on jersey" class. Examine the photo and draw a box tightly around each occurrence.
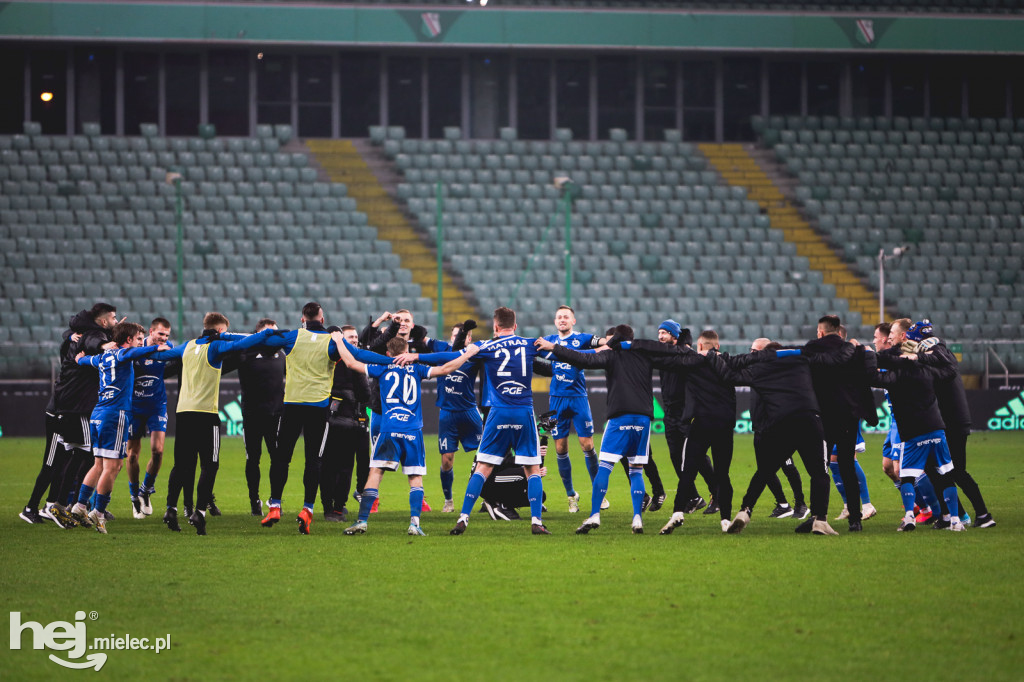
[497,381,526,396]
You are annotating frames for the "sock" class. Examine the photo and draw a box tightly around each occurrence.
[143,471,156,492]
[942,486,961,520]
[94,493,111,514]
[129,482,140,498]
[90,490,99,511]
[269,498,282,508]
[460,472,486,516]
[358,488,378,523]
[440,467,454,500]
[590,462,613,516]
[629,468,646,517]
[76,484,95,506]
[583,450,599,481]
[914,475,939,513]
[409,486,424,521]
[854,460,870,505]
[527,475,543,521]
[900,482,916,513]
[828,462,847,504]
[556,454,575,496]
[304,503,314,511]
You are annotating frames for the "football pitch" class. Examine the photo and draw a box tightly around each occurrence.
[2,432,1022,681]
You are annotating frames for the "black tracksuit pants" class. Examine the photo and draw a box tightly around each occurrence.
[242,408,281,503]
[766,458,806,507]
[270,404,329,507]
[166,412,221,512]
[27,414,65,509]
[682,422,734,519]
[931,429,987,517]
[666,416,716,512]
[320,422,370,513]
[742,413,830,519]
[824,416,861,522]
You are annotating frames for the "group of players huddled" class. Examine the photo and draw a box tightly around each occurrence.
[19,299,996,537]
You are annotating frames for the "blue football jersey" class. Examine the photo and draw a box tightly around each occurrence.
[473,335,539,408]
[430,340,479,411]
[79,346,161,413]
[542,332,594,397]
[133,339,173,409]
[367,363,432,432]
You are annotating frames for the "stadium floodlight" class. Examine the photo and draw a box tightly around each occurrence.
[878,245,910,323]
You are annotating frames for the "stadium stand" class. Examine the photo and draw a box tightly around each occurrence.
[0,122,434,377]
[382,125,861,348]
[754,114,1024,373]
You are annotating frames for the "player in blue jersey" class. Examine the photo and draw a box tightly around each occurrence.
[541,305,601,513]
[333,334,480,536]
[125,317,173,519]
[68,322,170,533]
[432,320,483,512]
[449,307,551,536]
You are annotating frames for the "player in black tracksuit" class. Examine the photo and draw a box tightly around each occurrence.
[222,318,286,516]
[320,325,372,522]
[909,335,994,527]
[650,323,717,515]
[20,313,109,526]
[800,316,878,531]
[29,306,117,525]
[707,346,836,535]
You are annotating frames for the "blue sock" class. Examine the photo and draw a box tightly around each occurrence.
[460,472,486,516]
[900,482,916,513]
[915,475,939,512]
[829,462,847,504]
[409,486,424,520]
[143,471,156,492]
[90,490,99,511]
[269,498,282,508]
[94,493,111,514]
[358,488,378,523]
[440,467,454,500]
[303,502,314,511]
[854,460,870,504]
[556,454,575,496]
[77,484,95,506]
[942,486,960,519]
[590,462,613,516]
[129,482,140,498]
[629,468,646,517]
[527,474,543,521]
[583,450,599,481]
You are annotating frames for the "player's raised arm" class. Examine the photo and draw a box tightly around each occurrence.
[332,332,367,372]
[429,344,480,378]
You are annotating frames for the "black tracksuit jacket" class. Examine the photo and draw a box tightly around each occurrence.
[874,354,956,441]
[708,353,821,431]
[548,344,705,421]
[913,341,972,433]
[51,310,111,414]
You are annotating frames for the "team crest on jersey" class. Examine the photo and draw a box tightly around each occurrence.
[144,359,153,365]
[571,339,580,347]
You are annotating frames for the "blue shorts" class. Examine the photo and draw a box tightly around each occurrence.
[131,405,168,436]
[895,429,953,479]
[438,408,482,454]
[89,409,132,460]
[371,430,427,476]
[598,414,651,465]
[882,423,902,460]
[549,395,594,439]
[477,407,540,466]
[370,411,382,445]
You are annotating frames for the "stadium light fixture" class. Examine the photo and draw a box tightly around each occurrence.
[878,245,910,323]
[40,91,54,102]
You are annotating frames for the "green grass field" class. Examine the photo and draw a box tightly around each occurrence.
[2,432,1022,681]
